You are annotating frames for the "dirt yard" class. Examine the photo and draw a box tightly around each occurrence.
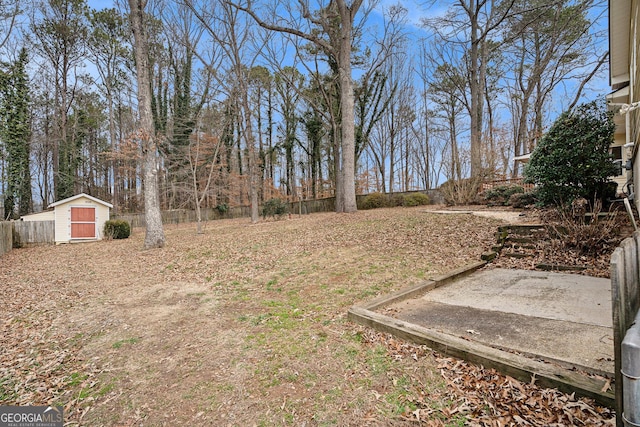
[0,207,615,425]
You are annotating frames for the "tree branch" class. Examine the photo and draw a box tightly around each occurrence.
[226,0,335,55]
[567,50,609,112]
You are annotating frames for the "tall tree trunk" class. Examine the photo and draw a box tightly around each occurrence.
[129,0,165,249]
[337,1,357,212]
[332,124,344,212]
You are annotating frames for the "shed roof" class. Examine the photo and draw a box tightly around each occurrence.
[48,193,113,209]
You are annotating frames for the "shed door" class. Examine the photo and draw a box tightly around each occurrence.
[70,207,96,238]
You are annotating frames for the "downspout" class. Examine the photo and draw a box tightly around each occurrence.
[622,310,640,426]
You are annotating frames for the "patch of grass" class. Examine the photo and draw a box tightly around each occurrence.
[445,416,468,427]
[250,307,301,331]
[384,376,417,415]
[263,300,284,308]
[66,372,89,387]
[112,337,139,349]
[320,387,343,403]
[97,381,115,397]
[77,387,92,400]
[348,331,364,343]
[283,412,295,423]
[0,377,18,401]
[187,292,206,299]
[265,278,280,291]
[233,289,250,301]
[367,345,392,375]
[246,332,268,347]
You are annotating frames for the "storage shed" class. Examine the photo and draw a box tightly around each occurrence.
[20,210,55,222]
[48,193,113,244]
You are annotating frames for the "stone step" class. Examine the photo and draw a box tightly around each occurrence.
[504,243,537,250]
[535,263,587,272]
[506,236,537,244]
[503,252,535,259]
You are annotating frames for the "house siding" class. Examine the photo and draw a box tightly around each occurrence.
[633,0,640,211]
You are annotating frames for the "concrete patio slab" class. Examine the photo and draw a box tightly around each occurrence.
[417,268,612,327]
[348,264,616,408]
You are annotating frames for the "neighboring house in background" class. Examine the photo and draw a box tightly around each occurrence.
[47,193,113,244]
[608,0,640,204]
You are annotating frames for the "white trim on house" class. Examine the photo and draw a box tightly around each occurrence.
[610,0,631,87]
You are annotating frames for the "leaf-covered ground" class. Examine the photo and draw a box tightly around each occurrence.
[0,207,615,425]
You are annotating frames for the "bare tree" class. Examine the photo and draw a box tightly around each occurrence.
[184,0,265,222]
[0,0,20,51]
[231,0,367,213]
[424,0,516,179]
[128,0,165,248]
[186,128,222,234]
[505,0,603,164]
[88,7,130,214]
[31,0,89,200]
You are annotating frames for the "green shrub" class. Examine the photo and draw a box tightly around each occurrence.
[216,203,228,215]
[104,219,131,239]
[262,198,288,220]
[524,100,617,206]
[483,185,524,206]
[361,192,388,210]
[509,191,538,208]
[389,194,405,207]
[403,193,430,207]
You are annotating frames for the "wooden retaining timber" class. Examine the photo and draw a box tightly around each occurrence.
[347,262,616,409]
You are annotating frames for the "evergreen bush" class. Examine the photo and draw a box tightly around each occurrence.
[216,203,228,215]
[483,185,524,206]
[361,193,388,210]
[262,198,288,220]
[389,194,405,207]
[524,100,617,206]
[509,191,539,209]
[104,220,131,239]
[403,193,430,207]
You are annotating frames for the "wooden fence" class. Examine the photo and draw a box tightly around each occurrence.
[1,190,442,255]
[0,222,11,256]
[13,221,55,246]
[114,191,443,228]
[481,178,535,193]
[114,206,253,228]
[610,232,640,427]
[0,220,55,257]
